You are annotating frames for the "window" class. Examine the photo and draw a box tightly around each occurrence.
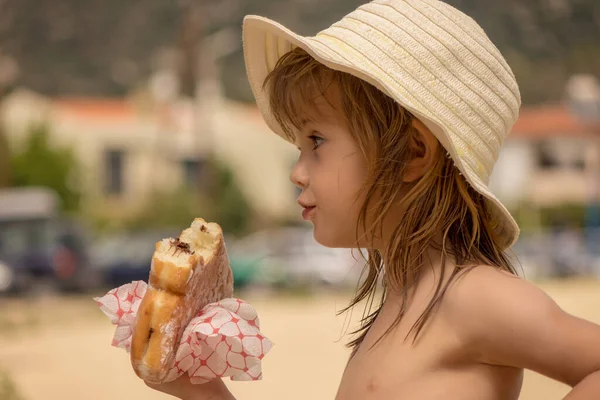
[536,142,558,170]
[182,158,206,189]
[537,146,556,169]
[104,149,124,195]
[536,139,589,171]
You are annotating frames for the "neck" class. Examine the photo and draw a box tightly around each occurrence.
[379,237,453,295]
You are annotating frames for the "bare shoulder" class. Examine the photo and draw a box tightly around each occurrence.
[439,265,600,386]
[441,265,558,359]
[445,264,553,312]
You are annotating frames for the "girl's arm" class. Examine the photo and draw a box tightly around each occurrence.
[447,267,600,399]
[564,369,600,399]
[145,376,237,400]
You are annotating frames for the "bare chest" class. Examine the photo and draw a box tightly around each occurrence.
[335,299,522,400]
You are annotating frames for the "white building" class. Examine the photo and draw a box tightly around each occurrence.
[5,86,598,231]
[490,103,600,210]
[1,89,299,224]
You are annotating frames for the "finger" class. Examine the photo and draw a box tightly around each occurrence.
[144,375,194,398]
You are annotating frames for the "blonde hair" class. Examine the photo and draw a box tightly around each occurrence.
[264,48,517,356]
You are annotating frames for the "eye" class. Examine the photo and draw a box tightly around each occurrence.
[308,134,324,150]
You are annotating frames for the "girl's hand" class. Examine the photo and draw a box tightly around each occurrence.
[145,376,235,400]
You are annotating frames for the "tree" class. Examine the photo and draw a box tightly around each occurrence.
[10,123,81,212]
[0,369,25,400]
[125,187,212,233]
[126,157,252,236]
[207,157,252,235]
[0,123,11,188]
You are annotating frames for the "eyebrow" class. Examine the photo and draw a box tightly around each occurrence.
[293,124,313,147]
[291,119,312,144]
[297,117,313,131]
[298,114,329,131]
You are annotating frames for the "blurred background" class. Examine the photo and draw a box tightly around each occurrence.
[0,0,598,399]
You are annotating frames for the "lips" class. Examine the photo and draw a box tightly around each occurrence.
[301,206,316,220]
[298,199,316,221]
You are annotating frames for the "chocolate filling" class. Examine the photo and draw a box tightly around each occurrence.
[170,237,194,256]
[143,327,155,356]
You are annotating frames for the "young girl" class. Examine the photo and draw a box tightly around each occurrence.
[149,1,600,398]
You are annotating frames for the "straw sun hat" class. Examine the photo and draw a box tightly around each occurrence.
[242,0,522,249]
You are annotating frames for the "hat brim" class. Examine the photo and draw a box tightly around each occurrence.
[242,15,519,249]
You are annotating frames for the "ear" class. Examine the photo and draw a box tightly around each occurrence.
[403,119,440,183]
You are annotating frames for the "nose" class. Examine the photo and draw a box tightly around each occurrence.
[290,158,308,189]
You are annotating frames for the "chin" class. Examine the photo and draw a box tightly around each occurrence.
[312,227,355,249]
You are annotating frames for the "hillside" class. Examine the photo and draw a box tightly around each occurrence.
[0,0,598,105]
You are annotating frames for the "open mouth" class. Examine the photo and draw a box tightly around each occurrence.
[302,206,316,220]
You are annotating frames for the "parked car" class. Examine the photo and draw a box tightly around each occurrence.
[0,258,31,294]
[227,227,363,289]
[511,227,600,280]
[90,230,179,288]
[91,230,263,290]
[0,187,95,294]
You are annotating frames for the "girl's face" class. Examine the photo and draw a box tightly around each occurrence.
[291,91,368,248]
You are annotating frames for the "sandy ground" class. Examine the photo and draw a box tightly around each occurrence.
[0,279,599,400]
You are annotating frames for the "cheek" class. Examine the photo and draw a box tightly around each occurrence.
[310,150,368,248]
[336,158,367,207]
[317,157,367,222]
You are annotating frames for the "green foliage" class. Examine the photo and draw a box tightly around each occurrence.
[514,202,599,232]
[127,158,252,236]
[10,123,81,212]
[125,188,212,233]
[0,369,25,400]
[539,203,590,229]
[0,123,11,188]
[205,157,253,236]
